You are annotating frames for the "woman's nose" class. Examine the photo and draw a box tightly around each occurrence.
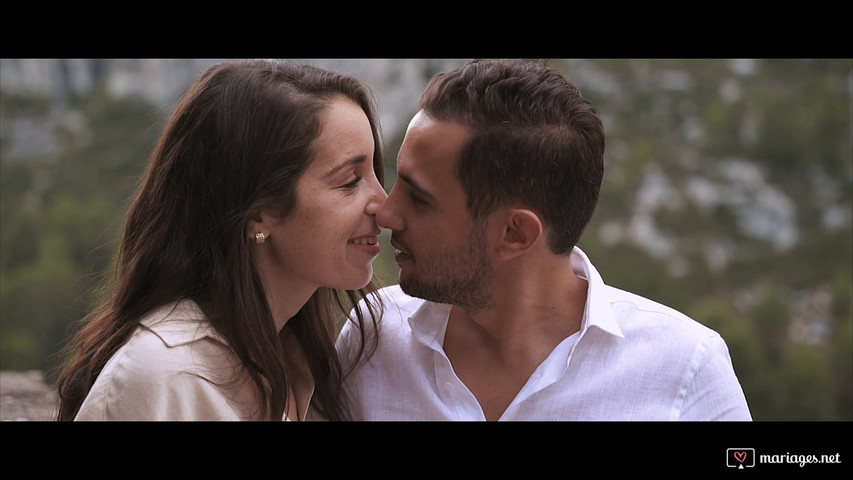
[375,186,402,232]
[365,179,387,216]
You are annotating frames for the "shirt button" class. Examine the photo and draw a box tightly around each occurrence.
[443,381,454,392]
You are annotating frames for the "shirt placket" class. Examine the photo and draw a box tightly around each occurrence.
[500,331,580,419]
[432,347,486,420]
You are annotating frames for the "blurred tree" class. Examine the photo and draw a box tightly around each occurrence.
[0,86,158,382]
[829,271,853,419]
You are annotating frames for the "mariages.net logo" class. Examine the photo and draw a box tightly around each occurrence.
[727,448,756,469]
[727,448,843,469]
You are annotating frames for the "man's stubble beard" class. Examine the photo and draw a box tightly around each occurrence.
[398,227,494,311]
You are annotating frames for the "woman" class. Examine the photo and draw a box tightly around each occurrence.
[54,59,386,421]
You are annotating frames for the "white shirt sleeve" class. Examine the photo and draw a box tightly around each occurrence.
[676,333,752,421]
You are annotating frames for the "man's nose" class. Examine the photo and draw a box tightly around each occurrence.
[376,185,403,232]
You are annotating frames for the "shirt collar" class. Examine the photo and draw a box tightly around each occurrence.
[139,299,228,347]
[571,246,625,339]
[407,246,625,346]
[408,300,453,353]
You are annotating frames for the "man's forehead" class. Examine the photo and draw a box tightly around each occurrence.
[405,109,468,134]
[397,111,472,196]
[401,111,472,162]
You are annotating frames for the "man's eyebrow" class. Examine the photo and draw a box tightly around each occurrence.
[322,156,367,180]
[399,173,436,201]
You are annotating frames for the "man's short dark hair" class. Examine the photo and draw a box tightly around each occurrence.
[419,59,605,254]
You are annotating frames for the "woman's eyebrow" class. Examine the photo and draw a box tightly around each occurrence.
[322,156,367,180]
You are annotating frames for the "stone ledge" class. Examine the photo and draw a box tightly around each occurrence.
[0,370,56,421]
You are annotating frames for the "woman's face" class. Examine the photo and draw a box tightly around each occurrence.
[259,97,386,293]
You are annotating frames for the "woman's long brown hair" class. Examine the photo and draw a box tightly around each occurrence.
[54,59,384,421]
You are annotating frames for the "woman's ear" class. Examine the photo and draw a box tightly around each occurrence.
[248,209,264,235]
[248,209,276,242]
[494,208,543,261]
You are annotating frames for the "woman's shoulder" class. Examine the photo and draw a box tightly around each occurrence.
[75,301,248,420]
[109,300,239,384]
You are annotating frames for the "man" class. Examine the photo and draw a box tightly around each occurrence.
[337,59,752,421]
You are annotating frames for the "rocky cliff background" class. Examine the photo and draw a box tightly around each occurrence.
[0,370,55,421]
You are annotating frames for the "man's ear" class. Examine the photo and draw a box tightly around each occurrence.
[494,208,543,261]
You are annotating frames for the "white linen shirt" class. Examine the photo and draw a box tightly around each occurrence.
[337,247,752,421]
[75,299,319,421]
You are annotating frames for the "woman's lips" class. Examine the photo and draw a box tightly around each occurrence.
[349,234,381,256]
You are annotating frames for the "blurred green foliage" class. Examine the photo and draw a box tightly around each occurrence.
[1,83,156,379]
[1,59,851,420]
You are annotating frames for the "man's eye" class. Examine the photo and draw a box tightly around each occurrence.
[409,192,426,205]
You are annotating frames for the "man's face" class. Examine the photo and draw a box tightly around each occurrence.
[376,110,494,309]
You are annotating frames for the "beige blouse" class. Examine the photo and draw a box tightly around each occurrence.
[75,300,323,421]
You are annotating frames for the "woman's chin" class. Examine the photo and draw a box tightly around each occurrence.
[331,268,375,291]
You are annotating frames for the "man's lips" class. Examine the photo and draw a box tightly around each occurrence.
[389,237,407,254]
[390,237,413,261]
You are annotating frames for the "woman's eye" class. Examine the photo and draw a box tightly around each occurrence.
[343,176,362,189]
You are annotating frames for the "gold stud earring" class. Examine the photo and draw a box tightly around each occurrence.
[255,232,267,244]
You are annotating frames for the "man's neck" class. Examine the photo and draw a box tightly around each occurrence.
[450,253,586,354]
[442,253,587,420]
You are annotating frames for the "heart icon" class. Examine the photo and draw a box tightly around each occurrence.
[734,451,747,463]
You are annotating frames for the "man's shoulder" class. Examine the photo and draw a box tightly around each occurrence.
[339,285,428,360]
[376,284,416,299]
[374,284,428,315]
[604,285,720,340]
[348,285,427,333]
